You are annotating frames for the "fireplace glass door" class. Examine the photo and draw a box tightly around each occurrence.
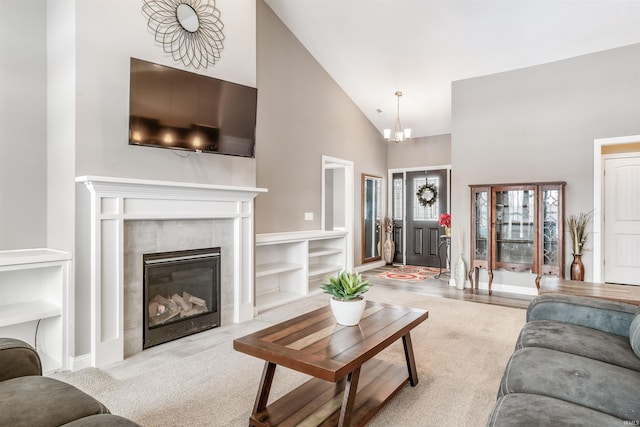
[143,247,221,349]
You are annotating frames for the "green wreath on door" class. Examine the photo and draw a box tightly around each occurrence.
[416,182,438,207]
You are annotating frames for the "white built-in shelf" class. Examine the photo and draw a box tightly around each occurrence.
[308,247,343,258]
[257,289,306,312]
[0,301,61,328]
[0,248,71,269]
[255,231,347,313]
[0,248,71,372]
[256,262,303,278]
[309,263,343,277]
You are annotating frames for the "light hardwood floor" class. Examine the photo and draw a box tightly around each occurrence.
[361,265,533,310]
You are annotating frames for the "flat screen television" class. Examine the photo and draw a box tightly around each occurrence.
[128,57,257,158]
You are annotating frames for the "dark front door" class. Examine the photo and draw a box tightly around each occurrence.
[406,170,448,267]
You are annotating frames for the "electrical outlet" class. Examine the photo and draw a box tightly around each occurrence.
[305,212,314,221]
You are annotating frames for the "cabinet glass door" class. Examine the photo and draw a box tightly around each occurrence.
[494,188,535,266]
[473,190,489,262]
[541,187,561,273]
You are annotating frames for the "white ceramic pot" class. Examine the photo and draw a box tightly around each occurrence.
[330,297,366,326]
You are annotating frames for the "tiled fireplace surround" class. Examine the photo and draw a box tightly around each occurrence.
[77,176,265,368]
[123,219,233,358]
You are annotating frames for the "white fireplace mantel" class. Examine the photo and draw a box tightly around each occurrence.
[76,176,267,368]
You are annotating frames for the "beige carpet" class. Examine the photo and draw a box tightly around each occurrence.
[50,286,526,426]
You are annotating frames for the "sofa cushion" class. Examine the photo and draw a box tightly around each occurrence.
[62,414,140,426]
[0,376,110,427]
[499,347,640,421]
[526,294,637,337]
[486,393,623,427]
[516,319,640,371]
[0,338,42,381]
[629,312,640,358]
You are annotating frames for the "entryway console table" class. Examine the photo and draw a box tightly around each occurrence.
[234,301,428,427]
[468,182,566,294]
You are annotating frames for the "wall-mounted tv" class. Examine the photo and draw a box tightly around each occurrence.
[129,58,257,158]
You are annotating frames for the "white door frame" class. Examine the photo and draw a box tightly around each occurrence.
[322,155,354,272]
[387,164,452,265]
[593,134,640,282]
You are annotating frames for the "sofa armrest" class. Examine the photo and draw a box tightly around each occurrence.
[527,294,638,337]
[0,338,42,381]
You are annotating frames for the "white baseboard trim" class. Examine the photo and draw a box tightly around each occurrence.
[472,281,539,297]
[70,353,92,371]
[356,260,386,273]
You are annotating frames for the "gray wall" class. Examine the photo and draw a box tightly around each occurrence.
[452,43,640,287]
[0,0,47,250]
[256,1,387,267]
[388,134,452,170]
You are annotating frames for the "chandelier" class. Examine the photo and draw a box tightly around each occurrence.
[384,91,411,143]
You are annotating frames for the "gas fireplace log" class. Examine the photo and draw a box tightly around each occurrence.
[148,301,161,318]
[171,293,193,312]
[180,304,207,318]
[183,291,206,307]
[150,309,180,326]
[152,294,179,313]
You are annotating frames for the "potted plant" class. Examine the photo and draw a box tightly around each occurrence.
[439,213,451,236]
[321,271,371,326]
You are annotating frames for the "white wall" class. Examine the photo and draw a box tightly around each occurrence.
[74,0,256,186]
[451,43,640,289]
[67,0,257,356]
[0,0,48,250]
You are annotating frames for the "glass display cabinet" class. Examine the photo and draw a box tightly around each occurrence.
[469,186,492,290]
[468,182,565,294]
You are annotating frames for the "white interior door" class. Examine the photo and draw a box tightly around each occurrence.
[604,155,640,285]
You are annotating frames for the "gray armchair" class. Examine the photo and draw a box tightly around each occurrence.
[0,338,138,427]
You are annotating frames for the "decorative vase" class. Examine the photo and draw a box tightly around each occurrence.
[383,232,395,264]
[330,298,366,326]
[454,254,466,290]
[570,253,584,281]
[445,227,451,237]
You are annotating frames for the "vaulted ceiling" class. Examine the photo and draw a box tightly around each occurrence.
[264,0,640,138]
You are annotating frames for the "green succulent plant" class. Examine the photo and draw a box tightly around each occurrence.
[321,271,370,301]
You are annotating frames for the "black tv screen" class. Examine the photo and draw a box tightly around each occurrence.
[128,58,257,158]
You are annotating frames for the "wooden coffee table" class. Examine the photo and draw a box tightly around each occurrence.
[233,300,429,427]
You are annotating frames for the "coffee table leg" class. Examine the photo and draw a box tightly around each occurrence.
[338,367,361,427]
[402,332,419,386]
[253,361,277,414]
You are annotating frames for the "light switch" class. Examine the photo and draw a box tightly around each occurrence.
[305,212,314,221]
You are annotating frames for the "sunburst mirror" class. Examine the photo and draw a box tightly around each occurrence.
[142,0,225,69]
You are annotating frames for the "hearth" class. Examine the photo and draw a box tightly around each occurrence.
[143,247,221,349]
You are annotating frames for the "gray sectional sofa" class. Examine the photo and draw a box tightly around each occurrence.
[0,338,139,427]
[487,293,640,426]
